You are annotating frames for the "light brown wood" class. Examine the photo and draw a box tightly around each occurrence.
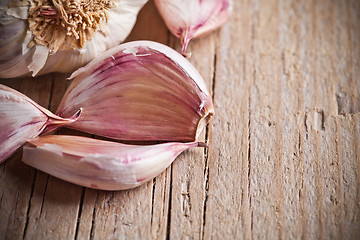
[0,0,359,239]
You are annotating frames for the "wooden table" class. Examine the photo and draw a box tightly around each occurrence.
[1,0,359,239]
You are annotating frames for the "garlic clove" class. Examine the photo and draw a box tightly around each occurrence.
[0,84,81,163]
[23,135,207,190]
[154,0,232,56]
[0,0,148,78]
[57,40,214,142]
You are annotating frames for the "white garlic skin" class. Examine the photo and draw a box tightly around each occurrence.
[0,0,148,78]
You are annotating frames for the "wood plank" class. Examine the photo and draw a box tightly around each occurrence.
[278,0,306,238]
[314,1,343,240]
[300,0,325,238]
[0,76,53,240]
[0,0,359,239]
[248,0,286,239]
[167,33,215,239]
[351,0,360,113]
[149,168,171,239]
[203,0,252,238]
[337,114,360,240]
[86,186,152,239]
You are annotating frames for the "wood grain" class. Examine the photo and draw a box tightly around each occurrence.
[0,0,359,239]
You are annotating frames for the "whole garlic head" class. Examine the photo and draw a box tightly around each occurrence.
[0,0,148,78]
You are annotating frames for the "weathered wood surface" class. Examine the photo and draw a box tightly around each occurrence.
[1,0,359,239]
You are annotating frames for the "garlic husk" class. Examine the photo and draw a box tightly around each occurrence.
[23,135,207,190]
[56,40,214,142]
[0,7,26,65]
[0,84,81,163]
[154,0,232,55]
[0,0,148,78]
[0,5,30,78]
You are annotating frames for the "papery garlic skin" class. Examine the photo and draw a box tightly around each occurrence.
[0,7,26,67]
[0,5,30,78]
[0,0,148,78]
[0,84,80,163]
[57,40,214,142]
[154,0,232,55]
[23,135,206,190]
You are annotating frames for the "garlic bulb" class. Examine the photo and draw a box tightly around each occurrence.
[0,0,148,78]
[154,0,232,55]
[56,40,214,142]
[23,135,207,190]
[0,84,80,163]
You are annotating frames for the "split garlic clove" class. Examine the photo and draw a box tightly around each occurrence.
[154,0,232,56]
[0,84,81,163]
[0,0,148,78]
[56,40,214,142]
[23,135,207,190]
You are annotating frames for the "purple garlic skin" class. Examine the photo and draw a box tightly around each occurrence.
[56,41,214,142]
[154,0,232,55]
[23,135,207,190]
[0,84,80,163]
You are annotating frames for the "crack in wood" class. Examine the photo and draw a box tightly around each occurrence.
[12,189,21,233]
[304,111,309,140]
[181,180,191,218]
[298,129,307,239]
[165,166,173,240]
[1,162,5,174]
[89,191,99,240]
[298,132,302,157]
[74,187,85,240]
[22,170,37,239]
[248,0,257,236]
[112,212,119,237]
[47,76,54,110]
[39,175,49,217]
[335,117,346,239]
[150,178,156,228]
[201,124,210,240]
[247,91,253,238]
[162,174,168,217]
[297,85,308,240]
[201,43,217,240]
[211,54,217,103]
[315,109,325,131]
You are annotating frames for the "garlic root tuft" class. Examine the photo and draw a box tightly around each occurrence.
[0,0,148,78]
[28,0,115,52]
